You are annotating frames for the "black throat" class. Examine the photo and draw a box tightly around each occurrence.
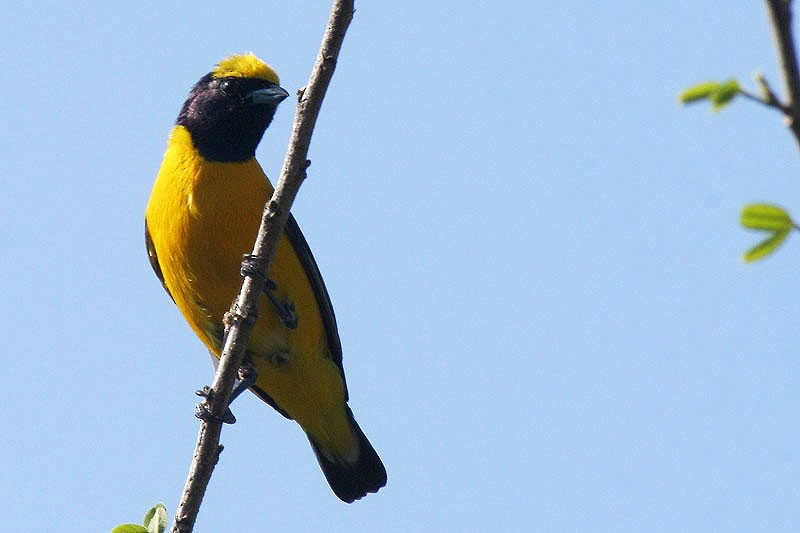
[176,75,279,163]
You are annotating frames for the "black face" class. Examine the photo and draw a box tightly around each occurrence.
[177,74,284,162]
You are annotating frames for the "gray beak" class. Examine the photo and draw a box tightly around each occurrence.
[247,85,290,105]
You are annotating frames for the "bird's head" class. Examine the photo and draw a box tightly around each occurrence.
[177,53,289,162]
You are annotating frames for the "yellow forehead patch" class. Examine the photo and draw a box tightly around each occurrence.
[212,53,280,84]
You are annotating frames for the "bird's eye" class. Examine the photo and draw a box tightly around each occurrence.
[219,79,234,94]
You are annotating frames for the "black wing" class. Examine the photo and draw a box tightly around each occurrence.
[284,214,348,398]
[145,219,174,302]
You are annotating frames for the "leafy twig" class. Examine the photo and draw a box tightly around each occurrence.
[739,73,794,114]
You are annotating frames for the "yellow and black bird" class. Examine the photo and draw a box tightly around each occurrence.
[145,53,386,502]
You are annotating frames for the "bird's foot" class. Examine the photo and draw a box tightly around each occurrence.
[194,358,258,424]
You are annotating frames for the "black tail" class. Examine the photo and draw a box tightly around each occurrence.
[308,407,387,503]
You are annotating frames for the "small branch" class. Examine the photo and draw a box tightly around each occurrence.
[170,2,354,532]
[765,0,800,146]
[755,71,783,107]
[739,86,793,114]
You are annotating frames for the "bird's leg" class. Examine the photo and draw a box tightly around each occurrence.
[262,278,298,329]
[229,356,258,404]
[241,253,298,329]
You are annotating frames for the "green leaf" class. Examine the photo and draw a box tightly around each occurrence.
[743,228,790,262]
[143,503,168,533]
[709,79,740,111]
[111,525,149,533]
[679,81,721,104]
[741,204,793,231]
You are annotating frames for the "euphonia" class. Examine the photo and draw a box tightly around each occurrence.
[144,53,386,502]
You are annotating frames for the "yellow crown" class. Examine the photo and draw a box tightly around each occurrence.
[212,53,280,84]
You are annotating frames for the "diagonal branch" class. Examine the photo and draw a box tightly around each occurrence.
[170,2,355,532]
[765,0,800,147]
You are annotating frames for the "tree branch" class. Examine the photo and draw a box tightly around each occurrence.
[170,2,355,532]
[765,0,800,146]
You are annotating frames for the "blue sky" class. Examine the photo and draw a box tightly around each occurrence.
[3,1,800,531]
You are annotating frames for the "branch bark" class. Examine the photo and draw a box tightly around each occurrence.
[170,2,355,531]
[765,0,800,147]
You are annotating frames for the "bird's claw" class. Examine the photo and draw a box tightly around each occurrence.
[195,387,237,424]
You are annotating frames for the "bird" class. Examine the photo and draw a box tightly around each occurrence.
[144,53,386,503]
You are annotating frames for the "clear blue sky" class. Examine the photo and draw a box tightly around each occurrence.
[3,1,799,531]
